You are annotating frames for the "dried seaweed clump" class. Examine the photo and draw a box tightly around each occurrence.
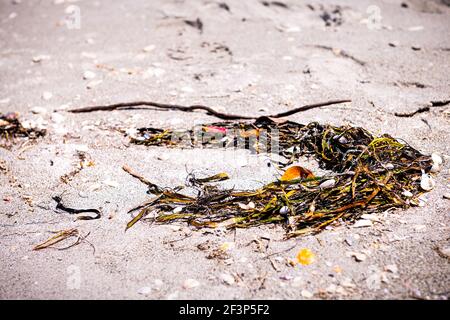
[0,112,46,146]
[127,117,433,237]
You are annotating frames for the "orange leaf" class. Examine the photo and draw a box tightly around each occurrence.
[280,166,314,181]
[296,248,316,266]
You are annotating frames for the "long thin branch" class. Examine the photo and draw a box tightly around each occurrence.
[68,99,351,120]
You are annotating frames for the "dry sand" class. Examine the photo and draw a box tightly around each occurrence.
[0,0,449,299]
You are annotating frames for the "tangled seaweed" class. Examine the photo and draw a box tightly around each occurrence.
[0,112,46,146]
[127,117,433,237]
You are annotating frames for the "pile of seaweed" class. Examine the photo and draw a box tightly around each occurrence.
[0,112,46,146]
[126,117,433,237]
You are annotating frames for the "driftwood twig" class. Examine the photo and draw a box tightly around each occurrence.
[68,99,352,120]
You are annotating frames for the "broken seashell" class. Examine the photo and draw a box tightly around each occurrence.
[420,171,435,191]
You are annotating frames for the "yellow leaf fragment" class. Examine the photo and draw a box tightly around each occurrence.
[296,248,316,265]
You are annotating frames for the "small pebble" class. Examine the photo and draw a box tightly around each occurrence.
[443,193,450,200]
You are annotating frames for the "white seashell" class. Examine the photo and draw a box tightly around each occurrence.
[385,163,394,170]
[430,163,441,173]
[172,206,183,214]
[431,153,443,166]
[338,136,349,144]
[238,202,255,210]
[320,179,336,189]
[402,190,413,198]
[279,206,289,215]
[420,171,435,191]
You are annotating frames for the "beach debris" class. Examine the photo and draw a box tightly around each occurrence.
[60,151,94,183]
[280,166,314,181]
[53,195,101,220]
[68,99,351,120]
[122,117,434,237]
[296,248,316,265]
[394,99,450,117]
[420,171,435,191]
[0,112,46,147]
[33,228,92,251]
